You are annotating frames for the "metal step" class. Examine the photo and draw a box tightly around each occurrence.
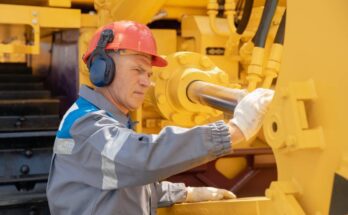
[0,131,56,150]
[0,175,47,186]
[0,83,44,91]
[0,99,60,116]
[0,74,42,83]
[0,63,57,213]
[0,115,59,132]
[0,131,56,139]
[0,90,51,100]
[0,63,32,75]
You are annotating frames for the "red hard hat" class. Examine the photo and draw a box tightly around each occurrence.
[82,21,167,67]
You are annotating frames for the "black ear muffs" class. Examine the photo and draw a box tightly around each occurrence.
[87,29,116,87]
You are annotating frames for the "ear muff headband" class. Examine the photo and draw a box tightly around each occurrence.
[87,29,116,87]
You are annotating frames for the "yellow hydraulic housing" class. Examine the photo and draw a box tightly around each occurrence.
[147,51,231,128]
[160,0,348,214]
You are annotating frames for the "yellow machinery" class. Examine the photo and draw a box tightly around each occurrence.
[0,0,347,214]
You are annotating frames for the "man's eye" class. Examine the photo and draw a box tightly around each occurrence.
[134,68,142,73]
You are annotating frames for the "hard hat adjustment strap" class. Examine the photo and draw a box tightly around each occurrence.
[96,29,114,49]
[87,29,115,68]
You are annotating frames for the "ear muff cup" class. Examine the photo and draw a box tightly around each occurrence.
[87,29,116,87]
[89,53,115,87]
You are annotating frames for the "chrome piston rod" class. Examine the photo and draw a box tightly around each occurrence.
[187,81,242,113]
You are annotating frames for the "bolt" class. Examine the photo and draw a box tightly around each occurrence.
[20,165,30,175]
[200,57,212,69]
[157,94,166,104]
[32,18,38,25]
[159,71,170,80]
[25,149,33,158]
[32,11,38,16]
[15,121,22,128]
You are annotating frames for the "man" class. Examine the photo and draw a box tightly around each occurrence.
[47,21,274,215]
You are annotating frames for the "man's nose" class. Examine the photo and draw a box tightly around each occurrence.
[139,75,151,88]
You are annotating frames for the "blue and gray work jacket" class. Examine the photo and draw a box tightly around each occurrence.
[47,85,232,215]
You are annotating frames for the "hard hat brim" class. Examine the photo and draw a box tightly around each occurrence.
[152,55,167,67]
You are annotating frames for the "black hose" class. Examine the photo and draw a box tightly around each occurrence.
[236,0,254,35]
[252,0,278,47]
[274,10,286,44]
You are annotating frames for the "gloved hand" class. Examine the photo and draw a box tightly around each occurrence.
[230,88,274,141]
[185,187,236,202]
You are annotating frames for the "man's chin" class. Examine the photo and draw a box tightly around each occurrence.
[127,103,142,111]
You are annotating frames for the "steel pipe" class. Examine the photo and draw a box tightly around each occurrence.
[187,81,243,113]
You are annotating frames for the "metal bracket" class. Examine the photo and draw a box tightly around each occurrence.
[264,79,325,152]
[266,181,306,215]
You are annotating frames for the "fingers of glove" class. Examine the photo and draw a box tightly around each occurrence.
[203,187,220,200]
[239,89,274,112]
[221,189,236,199]
[205,187,235,200]
[209,192,223,201]
[204,188,224,201]
[186,187,224,202]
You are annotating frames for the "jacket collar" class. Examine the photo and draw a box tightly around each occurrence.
[79,85,130,127]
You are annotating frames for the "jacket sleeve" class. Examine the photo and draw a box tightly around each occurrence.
[153,181,187,208]
[70,110,232,190]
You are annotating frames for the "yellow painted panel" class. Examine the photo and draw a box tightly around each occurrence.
[81,14,98,28]
[106,0,167,24]
[48,0,71,7]
[0,4,80,28]
[72,0,93,4]
[158,197,274,215]
[165,0,208,8]
[152,30,177,55]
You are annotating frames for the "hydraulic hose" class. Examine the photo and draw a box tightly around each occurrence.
[262,10,286,88]
[236,0,254,35]
[274,10,286,45]
[252,0,278,47]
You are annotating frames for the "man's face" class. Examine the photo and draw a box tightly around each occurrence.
[108,50,153,113]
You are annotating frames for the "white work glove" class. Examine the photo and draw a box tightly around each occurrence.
[185,187,236,202]
[230,88,274,140]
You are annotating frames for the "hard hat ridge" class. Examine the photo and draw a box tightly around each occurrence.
[83,21,167,67]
